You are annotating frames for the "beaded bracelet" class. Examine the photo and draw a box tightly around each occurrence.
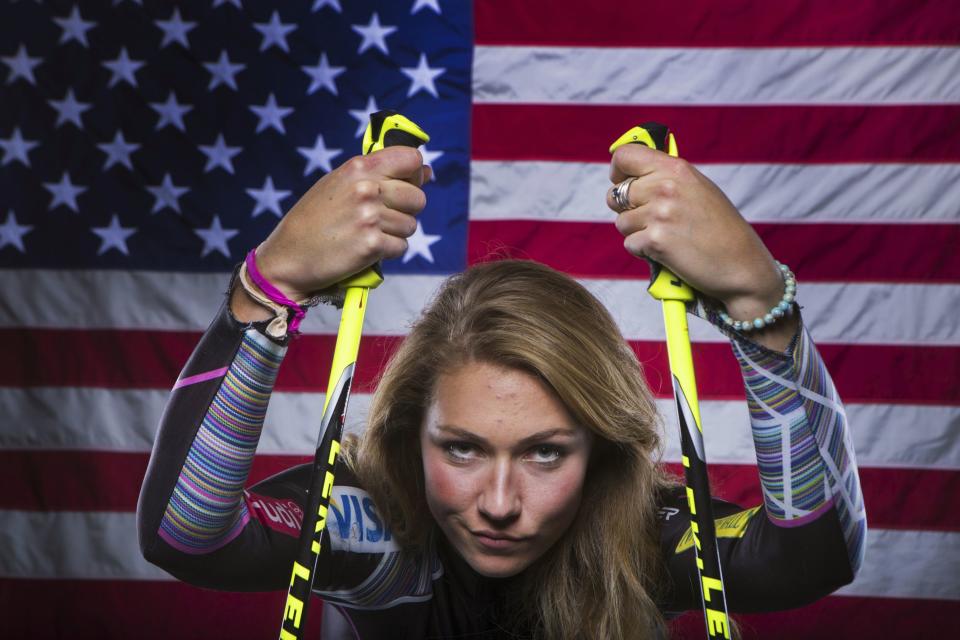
[718,262,796,333]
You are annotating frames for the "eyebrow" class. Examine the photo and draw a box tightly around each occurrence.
[433,424,580,448]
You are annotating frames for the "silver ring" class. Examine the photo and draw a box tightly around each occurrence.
[612,177,636,212]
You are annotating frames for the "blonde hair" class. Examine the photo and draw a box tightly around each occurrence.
[348,259,674,638]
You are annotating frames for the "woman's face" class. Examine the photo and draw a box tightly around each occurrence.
[420,361,593,578]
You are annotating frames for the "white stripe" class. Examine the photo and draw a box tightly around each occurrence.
[470,161,960,223]
[0,511,172,581]
[837,529,960,601]
[3,388,958,471]
[473,45,960,105]
[4,270,957,345]
[2,509,955,600]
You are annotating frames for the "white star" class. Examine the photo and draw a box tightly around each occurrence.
[402,222,441,263]
[44,172,86,212]
[250,93,293,134]
[54,6,96,47]
[420,144,443,180]
[348,96,380,138]
[48,89,91,128]
[203,50,245,91]
[198,133,242,174]
[253,11,296,53]
[411,0,441,14]
[1,127,39,167]
[401,53,444,98]
[298,135,342,175]
[246,176,291,218]
[352,13,397,55]
[102,47,144,88]
[2,45,42,85]
[92,214,136,256]
[212,0,242,7]
[302,53,345,96]
[194,215,239,258]
[155,8,196,48]
[312,0,341,11]
[150,92,192,131]
[97,130,140,170]
[0,211,33,253]
[112,0,144,5]
[146,173,189,214]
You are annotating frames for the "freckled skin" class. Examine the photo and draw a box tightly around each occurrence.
[420,362,593,578]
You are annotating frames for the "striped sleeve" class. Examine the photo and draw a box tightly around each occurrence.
[722,316,868,573]
[158,328,286,554]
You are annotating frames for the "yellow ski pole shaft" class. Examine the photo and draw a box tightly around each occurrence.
[279,111,429,640]
[610,123,731,639]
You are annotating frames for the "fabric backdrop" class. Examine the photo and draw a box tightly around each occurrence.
[1,1,957,638]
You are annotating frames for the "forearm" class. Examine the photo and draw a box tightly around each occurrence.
[137,292,288,559]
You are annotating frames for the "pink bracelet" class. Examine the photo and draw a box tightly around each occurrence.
[244,248,306,333]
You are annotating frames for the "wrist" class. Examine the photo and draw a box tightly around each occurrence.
[718,262,796,333]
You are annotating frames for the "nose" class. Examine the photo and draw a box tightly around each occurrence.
[477,458,521,523]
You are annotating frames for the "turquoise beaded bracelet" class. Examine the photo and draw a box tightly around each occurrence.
[718,262,796,332]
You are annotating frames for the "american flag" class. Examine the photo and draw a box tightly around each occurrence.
[1,1,957,638]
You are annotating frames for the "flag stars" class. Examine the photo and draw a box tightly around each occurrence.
[212,0,242,7]
[150,92,193,132]
[250,93,293,134]
[352,13,397,55]
[3,44,42,85]
[411,0,442,14]
[97,131,140,171]
[246,176,291,218]
[302,53,345,96]
[204,51,245,91]
[298,135,342,175]
[198,134,242,174]
[312,0,341,11]
[194,215,239,258]
[146,173,189,214]
[1,128,39,167]
[253,11,296,53]
[402,53,445,98]
[349,96,380,138]
[155,8,196,49]
[54,5,96,48]
[420,145,443,180]
[0,211,33,253]
[403,222,442,263]
[92,214,136,256]
[48,89,91,129]
[102,47,144,88]
[44,173,86,213]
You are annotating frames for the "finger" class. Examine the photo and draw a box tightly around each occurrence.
[367,146,425,180]
[381,179,427,215]
[609,143,663,184]
[378,208,419,239]
[379,235,409,261]
[613,205,649,238]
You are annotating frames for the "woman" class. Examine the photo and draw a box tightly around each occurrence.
[137,144,866,638]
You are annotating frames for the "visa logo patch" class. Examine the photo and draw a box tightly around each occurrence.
[328,487,398,553]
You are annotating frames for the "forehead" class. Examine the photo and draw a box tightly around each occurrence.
[424,361,582,441]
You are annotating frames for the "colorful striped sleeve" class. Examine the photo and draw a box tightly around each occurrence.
[715,310,868,574]
[158,327,286,554]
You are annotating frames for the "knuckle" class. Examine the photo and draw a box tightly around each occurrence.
[352,179,380,203]
[657,178,678,199]
[356,203,380,227]
[344,155,370,177]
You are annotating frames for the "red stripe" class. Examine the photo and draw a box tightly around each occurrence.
[0,579,324,640]
[669,594,959,639]
[467,220,960,284]
[3,451,956,532]
[6,328,958,404]
[475,0,960,47]
[0,583,957,639]
[472,104,960,164]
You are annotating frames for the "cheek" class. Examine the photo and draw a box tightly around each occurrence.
[422,451,473,516]
[529,465,589,528]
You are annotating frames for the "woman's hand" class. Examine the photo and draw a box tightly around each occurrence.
[256,146,429,298]
[230,146,429,323]
[608,143,798,348]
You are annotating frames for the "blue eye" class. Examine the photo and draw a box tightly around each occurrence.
[445,442,477,461]
[527,445,563,464]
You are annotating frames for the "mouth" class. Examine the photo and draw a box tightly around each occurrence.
[470,530,529,551]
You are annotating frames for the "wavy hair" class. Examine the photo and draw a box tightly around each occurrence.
[346,259,674,638]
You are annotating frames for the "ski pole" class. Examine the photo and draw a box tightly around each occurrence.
[278,110,429,640]
[610,123,731,639]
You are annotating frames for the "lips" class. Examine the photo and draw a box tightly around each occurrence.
[471,530,529,551]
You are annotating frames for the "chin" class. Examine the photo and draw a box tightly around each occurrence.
[466,554,528,579]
